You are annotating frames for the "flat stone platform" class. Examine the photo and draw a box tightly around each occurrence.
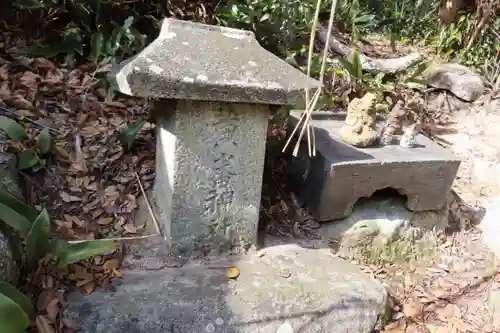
[63,239,387,333]
[287,111,460,221]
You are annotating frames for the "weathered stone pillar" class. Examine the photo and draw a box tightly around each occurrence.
[110,18,319,254]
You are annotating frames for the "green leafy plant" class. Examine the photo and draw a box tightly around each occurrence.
[90,17,147,67]
[118,119,147,152]
[0,188,120,333]
[0,117,52,172]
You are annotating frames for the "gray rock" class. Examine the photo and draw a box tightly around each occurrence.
[64,244,388,333]
[0,131,21,284]
[424,63,485,102]
[426,91,472,114]
[322,197,447,262]
[109,18,319,105]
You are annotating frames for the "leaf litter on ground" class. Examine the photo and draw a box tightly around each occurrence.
[0,35,156,333]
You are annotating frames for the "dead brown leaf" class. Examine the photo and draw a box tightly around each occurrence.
[82,281,96,294]
[0,65,9,80]
[226,266,240,279]
[403,298,423,319]
[425,324,449,333]
[19,71,39,94]
[36,315,55,333]
[5,94,34,110]
[123,223,137,234]
[61,192,81,203]
[435,303,461,322]
[36,290,56,312]
[113,268,124,279]
[46,298,59,322]
[75,278,94,287]
[103,259,120,271]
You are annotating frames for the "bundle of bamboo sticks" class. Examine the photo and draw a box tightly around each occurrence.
[282,0,339,157]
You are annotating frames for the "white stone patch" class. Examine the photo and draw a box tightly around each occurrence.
[134,66,140,71]
[215,317,224,326]
[183,77,195,83]
[162,32,176,39]
[145,58,153,63]
[248,61,258,67]
[182,41,189,45]
[222,32,246,39]
[149,65,164,74]
[205,323,215,333]
[234,47,239,50]
[276,322,294,333]
[196,74,208,81]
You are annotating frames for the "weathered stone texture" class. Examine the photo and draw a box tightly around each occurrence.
[287,111,460,221]
[64,244,388,333]
[109,18,319,105]
[424,63,485,102]
[109,18,320,255]
[153,99,269,253]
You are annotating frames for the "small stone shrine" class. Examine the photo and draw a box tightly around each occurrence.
[109,18,319,254]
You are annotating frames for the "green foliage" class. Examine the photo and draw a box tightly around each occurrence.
[0,117,27,142]
[38,128,52,156]
[118,119,147,152]
[0,117,54,172]
[10,0,154,66]
[26,209,51,266]
[0,188,120,267]
[53,239,120,266]
[0,188,120,332]
[0,282,35,318]
[0,292,30,333]
[218,0,333,56]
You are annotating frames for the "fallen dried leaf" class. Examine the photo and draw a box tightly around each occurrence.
[113,268,124,279]
[46,298,59,321]
[76,278,94,287]
[82,281,96,294]
[123,223,137,234]
[6,94,34,110]
[226,266,240,279]
[103,259,120,271]
[402,298,423,319]
[426,324,449,333]
[61,192,81,203]
[36,315,55,333]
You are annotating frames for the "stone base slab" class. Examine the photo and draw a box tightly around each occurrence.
[287,111,461,221]
[64,243,387,333]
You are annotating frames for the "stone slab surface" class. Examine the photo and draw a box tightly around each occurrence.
[288,111,461,221]
[109,18,320,105]
[64,243,387,333]
[153,99,268,254]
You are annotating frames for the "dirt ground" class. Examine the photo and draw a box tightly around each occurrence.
[369,97,500,333]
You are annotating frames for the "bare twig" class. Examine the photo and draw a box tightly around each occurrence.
[134,171,161,235]
[0,105,64,135]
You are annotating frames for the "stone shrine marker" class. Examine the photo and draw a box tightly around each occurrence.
[109,18,319,253]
